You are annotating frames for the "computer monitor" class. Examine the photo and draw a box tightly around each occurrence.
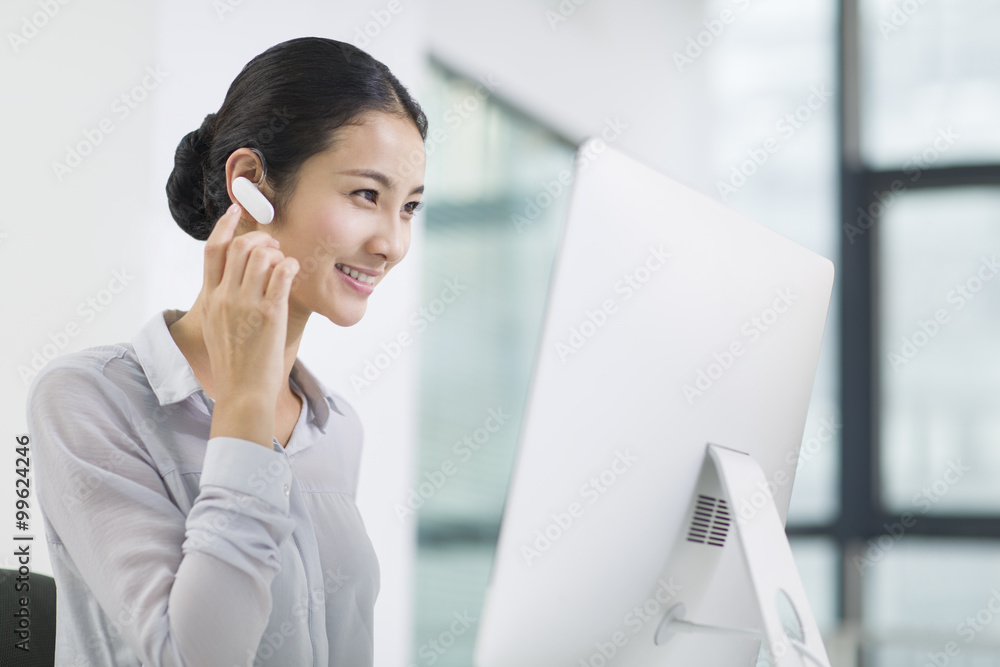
[474,138,835,666]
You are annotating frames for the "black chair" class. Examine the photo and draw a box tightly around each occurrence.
[0,567,56,666]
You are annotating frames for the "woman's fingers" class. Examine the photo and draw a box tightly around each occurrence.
[198,202,293,407]
[240,244,288,300]
[203,203,242,290]
[264,257,300,311]
[220,231,280,295]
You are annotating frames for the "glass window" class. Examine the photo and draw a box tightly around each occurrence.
[412,61,575,666]
[414,0,843,656]
[413,543,495,667]
[860,0,1000,168]
[790,537,840,635]
[862,539,1000,664]
[706,0,840,526]
[879,187,1000,514]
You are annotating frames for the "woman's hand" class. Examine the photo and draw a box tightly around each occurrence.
[201,202,299,447]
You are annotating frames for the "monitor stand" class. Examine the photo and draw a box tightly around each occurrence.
[653,443,832,667]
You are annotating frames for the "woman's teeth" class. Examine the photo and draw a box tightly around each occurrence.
[337,264,376,284]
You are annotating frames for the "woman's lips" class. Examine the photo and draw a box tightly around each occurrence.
[335,263,379,295]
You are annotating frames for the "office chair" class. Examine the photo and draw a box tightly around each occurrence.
[0,567,57,666]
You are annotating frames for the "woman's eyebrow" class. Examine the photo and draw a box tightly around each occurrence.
[339,169,424,196]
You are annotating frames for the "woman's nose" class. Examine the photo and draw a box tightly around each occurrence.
[368,212,407,263]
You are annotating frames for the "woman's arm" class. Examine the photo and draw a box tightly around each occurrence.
[29,360,295,666]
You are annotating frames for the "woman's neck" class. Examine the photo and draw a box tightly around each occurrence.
[166,296,306,404]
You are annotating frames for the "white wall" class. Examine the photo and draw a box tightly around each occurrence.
[3,1,728,665]
[426,0,715,195]
[2,0,158,579]
[2,2,427,666]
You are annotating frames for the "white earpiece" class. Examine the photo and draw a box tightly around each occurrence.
[232,175,274,225]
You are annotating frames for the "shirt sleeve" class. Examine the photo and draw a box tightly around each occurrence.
[27,359,296,667]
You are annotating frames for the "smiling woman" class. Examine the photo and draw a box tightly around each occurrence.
[26,37,426,667]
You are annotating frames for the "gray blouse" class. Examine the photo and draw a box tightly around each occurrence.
[25,308,380,666]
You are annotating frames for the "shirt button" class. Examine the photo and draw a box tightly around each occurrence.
[284,484,290,496]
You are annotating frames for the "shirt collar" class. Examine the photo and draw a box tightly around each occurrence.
[131,308,344,432]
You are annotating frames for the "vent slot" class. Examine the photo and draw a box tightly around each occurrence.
[685,495,730,548]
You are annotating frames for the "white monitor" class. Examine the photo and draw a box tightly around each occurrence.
[474,138,835,666]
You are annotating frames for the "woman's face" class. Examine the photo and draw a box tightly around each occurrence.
[264,111,425,327]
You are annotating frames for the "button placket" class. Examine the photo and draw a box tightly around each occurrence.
[276,439,291,497]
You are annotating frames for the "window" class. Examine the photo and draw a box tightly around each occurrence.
[411,59,575,666]
[412,1,1000,660]
[843,0,1000,663]
[706,0,841,639]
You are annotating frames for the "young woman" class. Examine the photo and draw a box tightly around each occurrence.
[27,36,426,666]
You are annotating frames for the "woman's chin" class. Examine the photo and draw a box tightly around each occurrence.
[326,304,367,328]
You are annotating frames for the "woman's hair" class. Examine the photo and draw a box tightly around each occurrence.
[166,37,428,240]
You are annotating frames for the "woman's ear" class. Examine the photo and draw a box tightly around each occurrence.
[225,148,274,225]
[232,176,274,225]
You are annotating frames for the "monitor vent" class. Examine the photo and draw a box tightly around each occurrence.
[685,495,730,548]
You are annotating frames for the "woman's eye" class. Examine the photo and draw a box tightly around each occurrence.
[404,201,424,216]
[354,189,378,204]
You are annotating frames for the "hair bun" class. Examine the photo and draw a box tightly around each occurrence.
[165,113,218,241]
[194,112,217,146]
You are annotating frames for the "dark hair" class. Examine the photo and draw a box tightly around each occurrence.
[166,37,428,241]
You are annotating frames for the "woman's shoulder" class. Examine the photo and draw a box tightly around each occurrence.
[25,342,152,423]
[23,342,166,480]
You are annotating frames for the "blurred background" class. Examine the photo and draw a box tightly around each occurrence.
[3,0,999,665]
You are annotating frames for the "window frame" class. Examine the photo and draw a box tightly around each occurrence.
[832,0,1000,655]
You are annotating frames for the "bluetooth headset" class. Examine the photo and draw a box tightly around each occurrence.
[231,147,275,225]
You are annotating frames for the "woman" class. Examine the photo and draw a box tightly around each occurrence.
[26,36,426,666]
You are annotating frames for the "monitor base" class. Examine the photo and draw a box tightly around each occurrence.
[654,443,832,667]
